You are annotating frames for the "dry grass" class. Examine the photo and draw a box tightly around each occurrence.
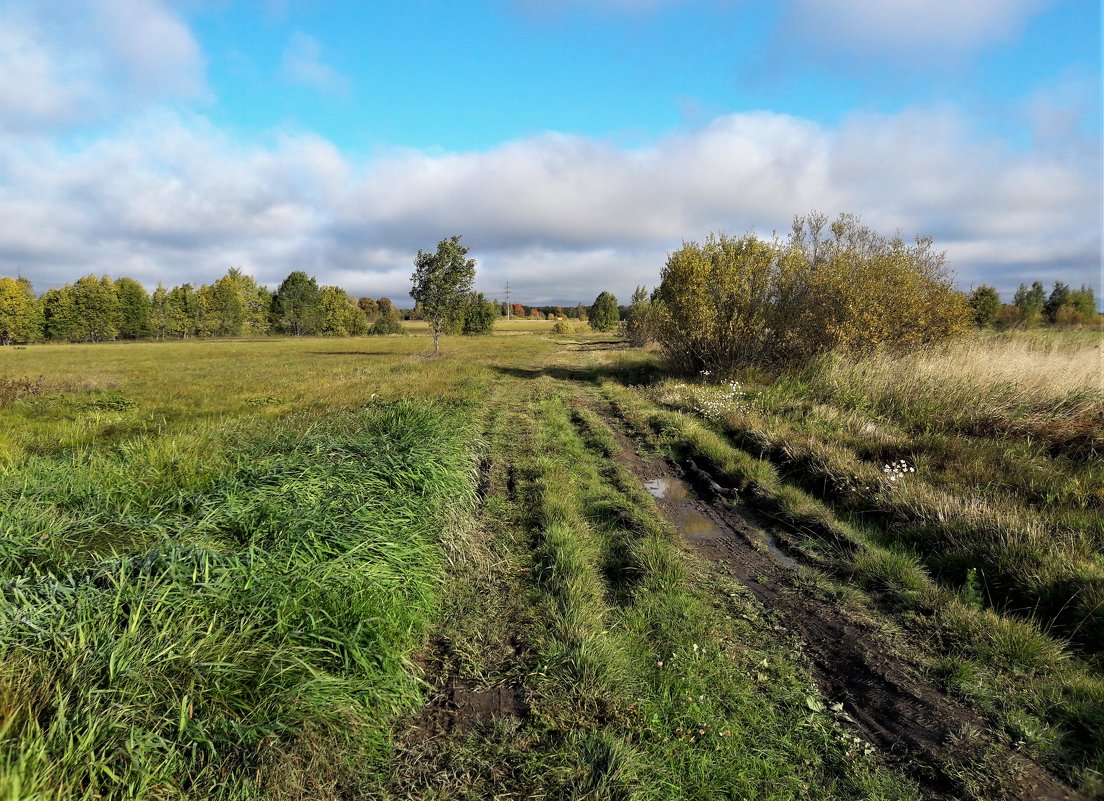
[830,332,1102,403]
[807,331,1104,458]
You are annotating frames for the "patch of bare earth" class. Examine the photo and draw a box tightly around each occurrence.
[589,398,1086,801]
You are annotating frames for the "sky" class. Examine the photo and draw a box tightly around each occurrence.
[0,0,1100,307]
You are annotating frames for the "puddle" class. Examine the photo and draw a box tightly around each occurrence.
[645,474,798,567]
[764,532,798,569]
[643,477,689,502]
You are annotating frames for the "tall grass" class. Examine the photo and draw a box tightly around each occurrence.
[805,332,1104,457]
[0,401,477,799]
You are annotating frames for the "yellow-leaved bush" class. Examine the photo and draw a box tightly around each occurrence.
[653,213,971,373]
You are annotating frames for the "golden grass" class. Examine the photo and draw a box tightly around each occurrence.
[862,332,1103,400]
[809,331,1104,445]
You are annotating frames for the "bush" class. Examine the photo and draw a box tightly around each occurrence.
[552,320,572,335]
[369,316,404,335]
[968,285,1001,327]
[588,291,620,332]
[625,285,655,347]
[461,292,498,336]
[653,213,970,374]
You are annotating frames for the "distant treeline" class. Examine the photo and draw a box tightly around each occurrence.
[0,269,517,345]
[968,282,1099,328]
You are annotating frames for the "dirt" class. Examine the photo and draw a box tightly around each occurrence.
[589,398,1086,801]
[404,637,526,744]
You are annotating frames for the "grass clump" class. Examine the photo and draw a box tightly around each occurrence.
[0,401,478,799]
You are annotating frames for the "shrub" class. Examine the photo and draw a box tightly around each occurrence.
[653,213,970,374]
[461,292,497,336]
[368,316,404,335]
[625,285,655,347]
[588,291,620,332]
[552,320,572,335]
[968,285,1001,327]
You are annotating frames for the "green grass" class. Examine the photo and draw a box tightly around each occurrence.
[2,328,1098,798]
[514,391,918,799]
[0,401,478,799]
[596,344,1104,792]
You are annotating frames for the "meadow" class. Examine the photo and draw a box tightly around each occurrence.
[0,325,1100,800]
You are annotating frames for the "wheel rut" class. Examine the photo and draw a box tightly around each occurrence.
[584,395,1086,801]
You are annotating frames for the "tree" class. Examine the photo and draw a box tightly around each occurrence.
[410,235,476,355]
[272,271,322,335]
[318,286,367,336]
[358,297,379,320]
[1069,285,1097,321]
[654,216,969,373]
[588,291,620,332]
[149,285,171,340]
[369,297,403,335]
[115,277,152,339]
[68,275,120,342]
[42,288,75,341]
[461,292,497,335]
[1013,281,1046,322]
[0,277,38,345]
[967,285,1001,328]
[1044,282,1071,322]
[166,284,201,338]
[626,285,655,346]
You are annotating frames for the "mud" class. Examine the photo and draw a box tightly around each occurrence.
[405,638,526,743]
[593,400,1085,801]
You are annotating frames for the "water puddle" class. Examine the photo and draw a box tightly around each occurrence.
[645,473,798,567]
[643,477,690,502]
[764,532,798,569]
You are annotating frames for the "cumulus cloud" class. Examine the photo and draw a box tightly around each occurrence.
[0,99,1097,305]
[281,33,351,97]
[0,0,204,133]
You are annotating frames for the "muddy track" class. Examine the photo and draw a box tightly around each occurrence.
[585,396,1086,801]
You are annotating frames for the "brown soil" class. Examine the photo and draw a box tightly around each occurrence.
[588,398,1087,801]
[403,637,526,744]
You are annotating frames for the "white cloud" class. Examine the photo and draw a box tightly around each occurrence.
[782,0,1050,60]
[0,0,205,133]
[0,100,1098,304]
[281,33,351,97]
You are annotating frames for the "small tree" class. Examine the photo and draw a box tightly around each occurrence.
[410,235,476,355]
[967,285,1001,328]
[272,271,322,335]
[1044,282,1071,322]
[0,277,37,345]
[625,285,655,346]
[1013,281,1046,323]
[588,291,620,332]
[461,292,497,335]
[1069,285,1097,321]
[115,277,152,339]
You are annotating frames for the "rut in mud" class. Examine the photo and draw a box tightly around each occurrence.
[593,400,1086,801]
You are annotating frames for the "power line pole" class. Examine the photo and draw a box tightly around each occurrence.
[505,281,511,320]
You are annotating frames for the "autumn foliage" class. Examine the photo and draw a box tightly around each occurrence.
[653,213,971,373]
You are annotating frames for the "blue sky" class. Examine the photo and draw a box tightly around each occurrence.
[0,0,1100,305]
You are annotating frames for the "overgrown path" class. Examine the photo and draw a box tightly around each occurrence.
[378,340,1086,800]
[581,386,1085,801]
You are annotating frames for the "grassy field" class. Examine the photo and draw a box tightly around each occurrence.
[0,325,1100,799]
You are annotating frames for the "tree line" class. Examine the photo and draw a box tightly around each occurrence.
[0,268,496,345]
[966,281,1097,328]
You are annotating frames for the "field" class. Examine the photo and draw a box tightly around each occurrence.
[1,324,1102,800]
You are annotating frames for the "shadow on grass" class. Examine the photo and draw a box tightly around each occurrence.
[310,351,397,357]
[494,361,665,386]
